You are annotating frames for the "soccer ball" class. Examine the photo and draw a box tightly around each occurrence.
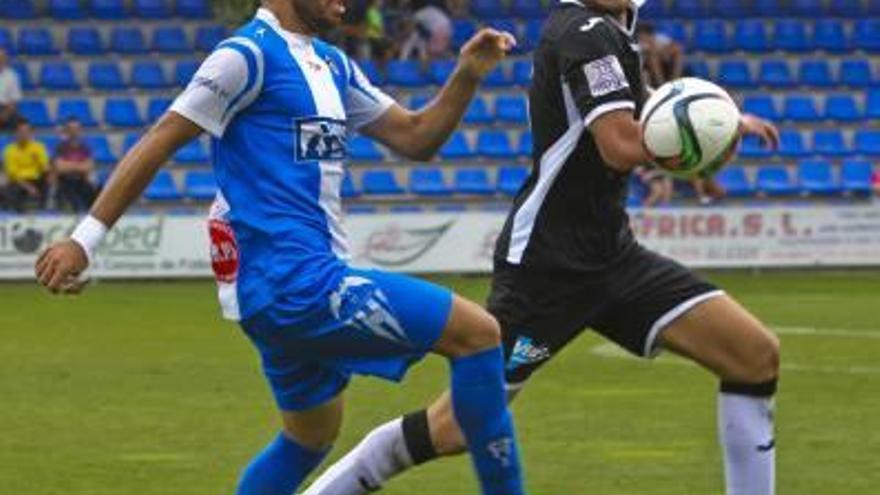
[640,77,742,178]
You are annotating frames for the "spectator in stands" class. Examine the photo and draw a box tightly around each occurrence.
[635,165,673,207]
[0,48,23,132]
[53,117,96,213]
[2,120,49,212]
[693,175,727,205]
[339,0,393,63]
[399,0,452,62]
[637,22,684,88]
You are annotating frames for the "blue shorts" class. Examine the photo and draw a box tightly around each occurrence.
[240,268,453,411]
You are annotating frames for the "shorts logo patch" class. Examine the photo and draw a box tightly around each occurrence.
[330,276,408,344]
[583,55,629,97]
[507,336,551,371]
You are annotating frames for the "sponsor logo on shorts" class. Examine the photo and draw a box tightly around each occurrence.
[330,276,408,344]
[583,55,629,97]
[507,336,551,371]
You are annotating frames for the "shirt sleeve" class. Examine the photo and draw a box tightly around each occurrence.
[170,39,264,138]
[344,57,395,132]
[558,20,636,128]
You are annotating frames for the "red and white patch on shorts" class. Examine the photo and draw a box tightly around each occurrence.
[208,219,239,283]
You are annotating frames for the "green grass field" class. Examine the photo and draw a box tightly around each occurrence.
[2,271,879,494]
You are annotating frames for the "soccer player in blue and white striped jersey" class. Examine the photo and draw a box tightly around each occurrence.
[35,1,527,493]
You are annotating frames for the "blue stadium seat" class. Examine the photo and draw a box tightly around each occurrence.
[518,131,532,158]
[742,95,778,121]
[1,0,36,19]
[454,168,494,195]
[84,135,117,165]
[471,0,507,19]
[791,0,823,16]
[773,20,808,52]
[131,61,169,89]
[144,171,181,201]
[89,62,126,90]
[829,0,864,17]
[195,25,226,52]
[39,135,62,154]
[463,98,492,124]
[410,168,452,196]
[739,134,774,158]
[798,59,833,87]
[152,27,189,54]
[656,21,687,45]
[175,60,200,87]
[340,173,359,199]
[759,60,794,87]
[91,0,128,19]
[670,0,706,19]
[687,61,710,80]
[497,166,529,196]
[409,95,430,110]
[693,21,729,53]
[853,20,880,52]
[0,28,12,53]
[134,0,171,19]
[718,60,752,88]
[439,132,473,160]
[17,100,52,128]
[870,1,880,15]
[513,60,532,86]
[429,60,455,85]
[18,28,57,55]
[777,130,808,158]
[483,65,514,88]
[68,27,104,55]
[147,97,172,122]
[756,165,797,195]
[867,90,880,119]
[355,59,384,85]
[520,19,544,52]
[348,136,383,161]
[812,130,850,157]
[487,18,519,39]
[478,131,515,159]
[452,20,477,50]
[362,170,405,195]
[510,0,546,19]
[57,99,97,127]
[798,160,840,196]
[183,171,217,201]
[812,20,848,53]
[386,60,426,87]
[709,0,754,18]
[824,94,860,122]
[123,133,142,153]
[734,20,769,53]
[855,130,880,156]
[841,160,873,195]
[177,0,211,18]
[716,166,755,197]
[495,95,528,124]
[840,60,873,87]
[11,63,33,91]
[104,99,144,128]
[50,0,87,20]
[110,27,147,54]
[174,139,209,164]
[40,62,79,90]
[783,95,819,122]
[640,0,670,19]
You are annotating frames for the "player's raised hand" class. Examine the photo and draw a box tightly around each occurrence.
[740,113,780,150]
[35,239,90,295]
[459,28,517,80]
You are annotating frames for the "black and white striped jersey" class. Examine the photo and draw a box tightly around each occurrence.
[494,0,647,272]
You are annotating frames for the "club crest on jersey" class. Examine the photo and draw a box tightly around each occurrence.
[295,117,348,161]
[506,336,551,371]
[583,55,629,97]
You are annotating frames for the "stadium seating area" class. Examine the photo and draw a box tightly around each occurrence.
[1,0,877,213]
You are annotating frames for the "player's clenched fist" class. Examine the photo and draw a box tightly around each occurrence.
[458,28,517,80]
[35,239,89,294]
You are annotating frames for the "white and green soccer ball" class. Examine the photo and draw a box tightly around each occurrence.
[640,77,742,178]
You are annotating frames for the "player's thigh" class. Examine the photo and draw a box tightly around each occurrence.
[280,393,345,451]
[659,294,781,383]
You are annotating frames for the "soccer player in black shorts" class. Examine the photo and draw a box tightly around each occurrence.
[302,1,782,494]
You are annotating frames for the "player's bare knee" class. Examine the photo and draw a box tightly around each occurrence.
[437,300,502,358]
[282,422,339,451]
[734,331,781,384]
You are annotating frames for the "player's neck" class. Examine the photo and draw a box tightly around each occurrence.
[263,2,315,37]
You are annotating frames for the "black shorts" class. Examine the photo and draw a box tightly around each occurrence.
[488,245,722,386]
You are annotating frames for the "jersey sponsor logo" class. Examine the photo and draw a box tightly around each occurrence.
[506,336,551,371]
[208,219,239,283]
[583,55,629,97]
[295,117,348,161]
[579,17,604,33]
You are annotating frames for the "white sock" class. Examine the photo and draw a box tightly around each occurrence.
[718,392,776,495]
[301,418,413,495]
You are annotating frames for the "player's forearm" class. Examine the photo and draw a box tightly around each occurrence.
[592,112,651,173]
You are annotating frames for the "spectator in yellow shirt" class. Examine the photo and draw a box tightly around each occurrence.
[3,120,49,212]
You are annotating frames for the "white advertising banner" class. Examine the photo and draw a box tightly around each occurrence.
[1,205,880,279]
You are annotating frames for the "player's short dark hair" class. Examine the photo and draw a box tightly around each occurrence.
[14,117,30,129]
[637,22,655,36]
